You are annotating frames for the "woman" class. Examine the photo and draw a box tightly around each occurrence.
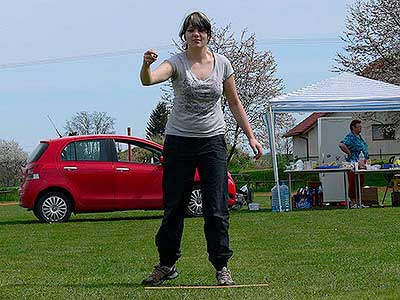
[140,11,262,286]
[339,119,369,208]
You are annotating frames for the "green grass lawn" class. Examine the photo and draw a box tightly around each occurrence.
[0,187,18,202]
[1,197,400,300]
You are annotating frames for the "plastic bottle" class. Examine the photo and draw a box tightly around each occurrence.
[271,184,280,212]
[311,188,317,207]
[359,151,365,161]
[280,181,290,211]
[296,160,304,170]
[318,185,324,207]
[358,151,366,169]
[306,186,312,208]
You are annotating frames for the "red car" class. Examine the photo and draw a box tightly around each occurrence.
[19,135,238,223]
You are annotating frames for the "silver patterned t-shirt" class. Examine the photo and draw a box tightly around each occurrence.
[165,52,234,137]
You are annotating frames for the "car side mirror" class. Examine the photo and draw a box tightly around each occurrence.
[159,156,164,164]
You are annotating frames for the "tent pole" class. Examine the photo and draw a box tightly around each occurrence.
[265,106,282,211]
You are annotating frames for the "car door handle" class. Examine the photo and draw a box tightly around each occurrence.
[64,166,77,171]
[116,167,130,172]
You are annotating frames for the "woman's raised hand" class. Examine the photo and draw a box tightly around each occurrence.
[143,49,158,66]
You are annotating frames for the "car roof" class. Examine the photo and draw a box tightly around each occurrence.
[41,134,163,149]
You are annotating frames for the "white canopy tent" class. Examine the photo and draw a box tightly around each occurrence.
[265,72,400,211]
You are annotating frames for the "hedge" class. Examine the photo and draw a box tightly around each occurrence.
[231,168,389,192]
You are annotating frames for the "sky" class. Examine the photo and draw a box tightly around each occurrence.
[0,0,357,153]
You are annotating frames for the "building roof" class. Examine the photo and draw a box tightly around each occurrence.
[283,112,330,137]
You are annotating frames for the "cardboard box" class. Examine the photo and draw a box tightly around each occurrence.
[307,181,321,189]
[361,187,379,206]
[392,192,400,207]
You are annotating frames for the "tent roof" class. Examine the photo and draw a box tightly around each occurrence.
[268,72,400,112]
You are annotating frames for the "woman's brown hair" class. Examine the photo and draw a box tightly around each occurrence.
[350,119,362,131]
[179,12,212,49]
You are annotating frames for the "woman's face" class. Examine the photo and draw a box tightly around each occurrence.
[352,123,362,135]
[184,24,209,49]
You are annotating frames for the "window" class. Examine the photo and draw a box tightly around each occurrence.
[114,140,161,164]
[27,142,49,163]
[61,143,76,161]
[372,124,395,140]
[61,139,109,161]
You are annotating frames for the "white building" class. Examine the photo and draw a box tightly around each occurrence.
[284,112,400,161]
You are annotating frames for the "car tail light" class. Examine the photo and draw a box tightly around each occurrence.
[27,173,40,180]
[25,164,43,180]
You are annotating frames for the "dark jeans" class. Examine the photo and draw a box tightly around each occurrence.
[155,134,233,270]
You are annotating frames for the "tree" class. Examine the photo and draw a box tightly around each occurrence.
[334,0,400,85]
[162,25,293,162]
[0,139,28,187]
[146,101,170,141]
[64,111,115,135]
[275,114,296,155]
[335,0,400,137]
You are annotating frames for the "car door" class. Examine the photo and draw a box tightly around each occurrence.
[59,138,115,210]
[112,139,163,209]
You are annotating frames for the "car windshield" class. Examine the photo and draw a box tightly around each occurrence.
[27,142,49,163]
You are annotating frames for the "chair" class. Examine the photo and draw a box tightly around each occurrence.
[381,173,400,206]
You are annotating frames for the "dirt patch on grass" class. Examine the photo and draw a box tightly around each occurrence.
[0,202,18,206]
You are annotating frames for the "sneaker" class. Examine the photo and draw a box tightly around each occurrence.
[216,267,235,286]
[360,204,369,208]
[351,204,359,209]
[142,263,179,286]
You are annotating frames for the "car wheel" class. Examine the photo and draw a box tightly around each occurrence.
[34,192,72,223]
[186,186,203,217]
[33,208,41,220]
